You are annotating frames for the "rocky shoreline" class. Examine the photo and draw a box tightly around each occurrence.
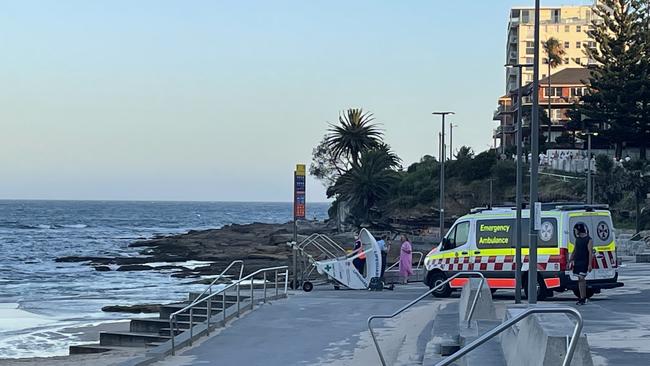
[56,220,354,280]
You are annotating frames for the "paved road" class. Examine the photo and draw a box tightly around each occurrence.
[153,262,650,366]
[490,262,650,365]
[153,284,448,366]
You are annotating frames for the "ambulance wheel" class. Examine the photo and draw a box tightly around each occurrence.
[428,272,452,298]
[523,275,548,301]
[572,288,595,299]
[302,281,313,292]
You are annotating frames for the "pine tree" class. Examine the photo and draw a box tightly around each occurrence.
[630,0,650,159]
[575,0,646,158]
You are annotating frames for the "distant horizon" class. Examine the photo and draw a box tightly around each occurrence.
[0,198,332,204]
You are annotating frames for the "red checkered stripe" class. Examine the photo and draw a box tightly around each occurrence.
[593,250,616,269]
[429,255,562,272]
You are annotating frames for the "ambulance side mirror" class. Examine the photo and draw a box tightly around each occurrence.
[442,238,452,251]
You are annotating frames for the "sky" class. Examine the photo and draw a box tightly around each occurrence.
[0,0,593,202]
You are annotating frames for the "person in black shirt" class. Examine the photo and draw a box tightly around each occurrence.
[569,223,594,305]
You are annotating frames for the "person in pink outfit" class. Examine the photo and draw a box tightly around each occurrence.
[399,234,413,284]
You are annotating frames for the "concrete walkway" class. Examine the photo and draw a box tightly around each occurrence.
[151,283,451,366]
[150,262,650,366]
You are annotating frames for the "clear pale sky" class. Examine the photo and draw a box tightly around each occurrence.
[0,0,592,202]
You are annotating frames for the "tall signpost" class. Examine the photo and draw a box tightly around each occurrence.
[505,62,533,304]
[293,164,306,288]
[528,0,541,304]
[433,111,454,239]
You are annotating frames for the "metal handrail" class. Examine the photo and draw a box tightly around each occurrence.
[169,265,289,355]
[368,272,486,366]
[297,234,346,257]
[187,260,244,307]
[436,307,583,366]
[385,251,424,272]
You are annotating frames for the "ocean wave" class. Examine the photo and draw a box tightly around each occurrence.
[4,223,90,230]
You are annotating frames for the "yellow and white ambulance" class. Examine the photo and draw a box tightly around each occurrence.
[423,204,624,300]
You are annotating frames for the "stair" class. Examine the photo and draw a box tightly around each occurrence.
[99,331,170,347]
[69,270,288,357]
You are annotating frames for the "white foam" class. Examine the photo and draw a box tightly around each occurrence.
[144,260,213,270]
[0,303,56,332]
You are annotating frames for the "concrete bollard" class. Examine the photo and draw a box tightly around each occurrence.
[458,278,496,323]
[500,305,593,366]
[636,252,650,263]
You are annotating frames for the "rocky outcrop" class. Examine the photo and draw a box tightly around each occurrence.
[56,220,351,277]
[101,304,162,313]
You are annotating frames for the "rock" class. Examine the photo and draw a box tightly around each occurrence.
[102,304,161,313]
[116,264,154,271]
[94,266,111,272]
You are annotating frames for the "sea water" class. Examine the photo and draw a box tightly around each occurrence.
[0,200,329,358]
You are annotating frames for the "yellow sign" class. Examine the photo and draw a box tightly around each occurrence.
[295,164,306,175]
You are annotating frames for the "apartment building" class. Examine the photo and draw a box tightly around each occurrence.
[505,4,596,93]
[493,2,597,150]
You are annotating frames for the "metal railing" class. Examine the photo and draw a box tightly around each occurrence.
[367,272,486,366]
[187,260,244,307]
[385,251,424,272]
[296,233,347,258]
[436,307,583,366]
[169,265,289,355]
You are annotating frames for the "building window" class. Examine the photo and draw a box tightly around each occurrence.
[552,9,560,23]
[543,57,549,64]
[526,57,534,64]
[526,41,535,55]
[564,41,570,49]
[571,87,584,97]
[576,41,581,48]
[545,87,563,97]
[576,25,582,32]
[522,10,530,23]
[574,57,581,64]
[564,57,569,64]
[565,25,570,32]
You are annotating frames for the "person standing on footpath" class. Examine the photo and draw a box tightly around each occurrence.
[399,234,413,284]
[569,223,594,305]
[377,234,389,280]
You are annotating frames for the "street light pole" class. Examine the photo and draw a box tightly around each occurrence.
[584,131,598,204]
[505,62,533,304]
[528,0,541,304]
[433,111,455,239]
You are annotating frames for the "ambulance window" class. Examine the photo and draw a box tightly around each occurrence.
[454,222,470,247]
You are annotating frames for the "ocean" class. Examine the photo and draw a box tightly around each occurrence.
[0,200,329,359]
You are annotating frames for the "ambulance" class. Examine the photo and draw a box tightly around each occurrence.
[423,203,624,300]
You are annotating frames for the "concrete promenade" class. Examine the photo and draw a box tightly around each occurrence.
[151,262,650,366]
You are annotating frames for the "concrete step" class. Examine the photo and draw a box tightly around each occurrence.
[130,318,192,333]
[188,292,249,302]
[99,331,170,347]
[172,313,208,323]
[159,303,228,318]
[459,320,505,366]
[69,343,144,355]
[157,327,187,337]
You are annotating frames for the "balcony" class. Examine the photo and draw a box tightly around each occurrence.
[495,124,517,134]
[493,104,514,120]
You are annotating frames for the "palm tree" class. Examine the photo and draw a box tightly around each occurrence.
[328,147,400,224]
[542,37,565,142]
[325,108,383,165]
